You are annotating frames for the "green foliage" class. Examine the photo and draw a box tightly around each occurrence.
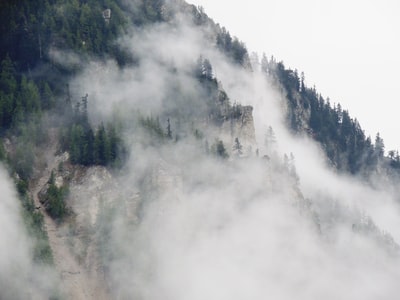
[45,171,68,220]
[266,59,399,176]
[13,140,35,180]
[8,114,49,180]
[0,55,17,129]
[123,0,164,25]
[0,54,54,261]
[16,178,54,265]
[216,26,249,66]
[94,123,111,165]
[0,54,17,95]
[64,121,122,167]
[69,123,86,164]
[0,54,59,133]
[0,138,5,161]
[46,182,68,220]
[140,115,166,140]
[40,81,56,110]
[0,0,129,71]
[61,95,124,167]
[195,56,215,81]
[17,76,41,113]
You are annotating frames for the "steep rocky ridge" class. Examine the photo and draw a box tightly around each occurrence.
[30,131,110,300]
[2,1,400,298]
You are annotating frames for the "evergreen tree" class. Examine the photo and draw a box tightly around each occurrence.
[261,53,269,74]
[81,127,95,166]
[0,55,17,128]
[264,126,276,150]
[0,55,17,95]
[69,124,85,164]
[166,118,172,139]
[81,94,89,125]
[232,137,243,157]
[18,76,41,113]
[13,141,34,181]
[374,132,385,158]
[107,123,119,163]
[195,56,204,79]
[94,123,110,166]
[203,59,213,80]
[40,82,55,110]
[0,138,5,161]
[300,72,305,93]
[212,139,229,159]
[46,171,68,220]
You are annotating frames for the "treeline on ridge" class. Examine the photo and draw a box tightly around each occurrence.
[261,55,400,175]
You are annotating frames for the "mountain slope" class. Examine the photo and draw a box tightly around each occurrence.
[1,0,400,299]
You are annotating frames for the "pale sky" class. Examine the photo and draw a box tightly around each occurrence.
[188,0,400,151]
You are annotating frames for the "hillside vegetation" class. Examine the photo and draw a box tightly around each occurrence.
[1,0,400,299]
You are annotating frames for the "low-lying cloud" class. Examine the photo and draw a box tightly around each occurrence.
[58,3,400,299]
[0,167,57,299]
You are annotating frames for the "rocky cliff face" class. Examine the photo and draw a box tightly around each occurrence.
[220,104,256,146]
[200,86,257,154]
[26,89,400,300]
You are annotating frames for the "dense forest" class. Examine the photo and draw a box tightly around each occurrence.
[260,55,400,177]
[0,0,250,267]
[0,0,130,269]
[1,0,400,298]
[0,0,398,232]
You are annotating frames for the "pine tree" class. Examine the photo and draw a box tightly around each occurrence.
[212,139,229,159]
[195,55,204,78]
[70,124,85,164]
[81,94,89,125]
[0,55,17,128]
[0,54,17,95]
[18,76,41,113]
[107,124,119,163]
[232,137,243,157]
[94,123,110,165]
[46,172,67,220]
[81,127,94,165]
[374,133,385,158]
[41,82,55,110]
[0,138,5,161]
[265,126,276,150]
[203,59,213,80]
[261,53,268,74]
[166,118,172,139]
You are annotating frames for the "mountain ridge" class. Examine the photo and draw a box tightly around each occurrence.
[1,1,400,299]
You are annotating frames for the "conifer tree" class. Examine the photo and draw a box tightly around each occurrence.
[265,126,276,150]
[94,123,110,165]
[232,137,243,157]
[166,118,172,139]
[212,139,229,159]
[375,133,385,158]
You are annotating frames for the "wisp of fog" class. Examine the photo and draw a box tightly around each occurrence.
[49,4,400,299]
[0,166,57,299]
